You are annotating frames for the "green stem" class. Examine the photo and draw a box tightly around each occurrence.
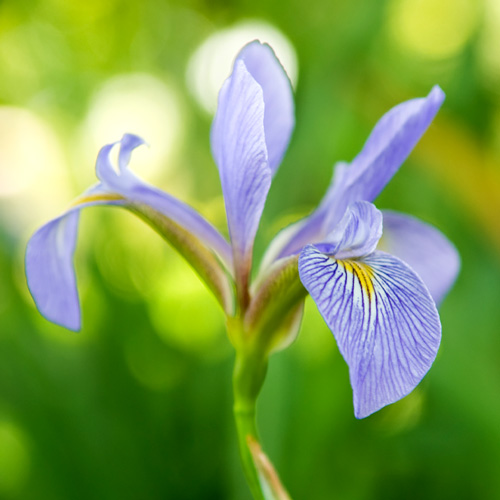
[233,351,268,500]
[234,407,263,499]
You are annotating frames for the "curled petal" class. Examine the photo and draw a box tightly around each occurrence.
[380,211,460,305]
[299,245,441,418]
[319,201,382,259]
[97,135,232,268]
[237,41,295,174]
[211,59,271,280]
[26,136,234,330]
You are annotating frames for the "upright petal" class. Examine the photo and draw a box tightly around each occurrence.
[211,59,271,278]
[237,41,295,174]
[323,85,445,230]
[26,136,234,330]
[299,245,441,418]
[379,211,460,304]
[263,87,445,266]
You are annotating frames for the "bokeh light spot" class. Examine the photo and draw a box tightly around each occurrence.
[0,107,71,232]
[0,421,30,495]
[148,257,226,358]
[124,332,186,392]
[187,20,298,113]
[373,389,424,434]
[94,211,169,302]
[388,0,481,60]
[478,0,500,89]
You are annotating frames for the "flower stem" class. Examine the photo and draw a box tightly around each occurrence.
[232,351,292,499]
[233,351,267,499]
[234,405,263,499]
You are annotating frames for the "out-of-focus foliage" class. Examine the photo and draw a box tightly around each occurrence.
[1,0,499,498]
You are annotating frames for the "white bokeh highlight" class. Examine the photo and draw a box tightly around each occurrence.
[0,107,71,232]
[79,74,184,187]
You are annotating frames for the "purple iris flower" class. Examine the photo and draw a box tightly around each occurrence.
[25,41,459,418]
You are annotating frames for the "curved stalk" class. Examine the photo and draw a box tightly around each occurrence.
[233,351,291,499]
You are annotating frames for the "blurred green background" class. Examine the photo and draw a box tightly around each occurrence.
[1,0,500,498]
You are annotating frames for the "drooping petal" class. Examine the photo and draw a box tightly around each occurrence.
[26,135,235,330]
[211,59,271,277]
[319,201,382,259]
[237,41,294,174]
[322,85,445,230]
[299,245,441,418]
[26,192,124,331]
[379,211,460,305]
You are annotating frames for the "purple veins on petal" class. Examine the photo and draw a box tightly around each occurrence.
[298,245,441,418]
[211,41,295,279]
[211,58,271,271]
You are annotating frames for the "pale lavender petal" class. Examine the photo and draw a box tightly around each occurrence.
[380,211,460,304]
[99,135,233,268]
[323,86,445,230]
[26,194,124,331]
[237,41,294,174]
[318,201,382,259]
[211,60,271,271]
[299,245,441,418]
[26,135,235,330]
[118,134,147,173]
[265,87,445,266]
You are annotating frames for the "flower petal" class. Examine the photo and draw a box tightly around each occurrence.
[98,134,233,269]
[25,193,124,331]
[319,201,382,259]
[379,211,460,305]
[299,245,441,418]
[264,87,445,267]
[211,59,271,276]
[237,41,294,174]
[322,85,445,230]
[26,135,235,330]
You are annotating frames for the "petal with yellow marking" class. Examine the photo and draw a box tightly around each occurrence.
[298,244,441,418]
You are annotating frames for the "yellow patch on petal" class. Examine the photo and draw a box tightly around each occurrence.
[71,193,125,207]
[339,259,375,301]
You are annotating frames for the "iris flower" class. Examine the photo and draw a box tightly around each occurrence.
[26,41,458,423]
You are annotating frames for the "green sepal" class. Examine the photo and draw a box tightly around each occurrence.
[245,255,308,354]
[128,201,234,315]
